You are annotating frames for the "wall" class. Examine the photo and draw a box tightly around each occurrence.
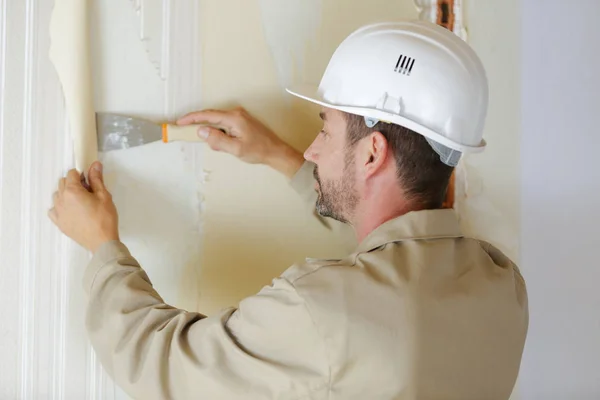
[0,0,533,397]
[0,0,422,396]
[0,0,92,396]
[0,1,203,398]
[459,1,521,398]
[92,0,203,314]
[196,0,420,313]
[457,0,520,261]
[520,1,600,399]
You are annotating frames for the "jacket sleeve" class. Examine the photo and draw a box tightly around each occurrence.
[83,241,329,400]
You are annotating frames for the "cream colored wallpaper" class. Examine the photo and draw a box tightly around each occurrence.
[197,0,418,314]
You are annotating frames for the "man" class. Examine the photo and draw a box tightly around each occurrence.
[49,21,528,399]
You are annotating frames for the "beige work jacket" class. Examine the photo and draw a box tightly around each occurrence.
[84,161,528,400]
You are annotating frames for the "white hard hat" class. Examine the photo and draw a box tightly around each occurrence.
[286,20,489,166]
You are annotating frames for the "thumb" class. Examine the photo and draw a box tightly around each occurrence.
[200,127,241,156]
[88,162,106,194]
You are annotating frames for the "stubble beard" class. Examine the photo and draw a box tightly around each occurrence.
[313,153,358,224]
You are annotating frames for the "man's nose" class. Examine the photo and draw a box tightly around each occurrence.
[304,140,318,162]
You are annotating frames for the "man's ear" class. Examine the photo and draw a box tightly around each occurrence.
[361,131,389,176]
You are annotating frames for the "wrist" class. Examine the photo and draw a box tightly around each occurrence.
[90,234,120,254]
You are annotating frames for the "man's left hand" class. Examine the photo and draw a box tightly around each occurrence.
[49,161,120,253]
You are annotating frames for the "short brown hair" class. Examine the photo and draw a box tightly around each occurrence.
[344,113,454,209]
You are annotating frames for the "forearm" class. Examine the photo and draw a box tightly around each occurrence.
[83,241,329,399]
[84,241,210,399]
[266,141,305,180]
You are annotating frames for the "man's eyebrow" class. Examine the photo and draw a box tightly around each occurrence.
[319,112,326,121]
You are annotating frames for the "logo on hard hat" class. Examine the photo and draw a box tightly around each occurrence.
[394,54,416,76]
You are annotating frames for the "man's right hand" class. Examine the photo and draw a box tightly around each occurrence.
[177,107,305,179]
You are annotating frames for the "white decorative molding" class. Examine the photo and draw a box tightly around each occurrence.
[414,0,466,40]
[19,0,36,396]
[163,0,205,252]
[164,0,203,118]
[414,0,438,23]
[0,0,203,397]
[0,0,79,397]
[452,0,467,40]
[128,0,204,115]
[0,0,9,396]
[130,0,170,81]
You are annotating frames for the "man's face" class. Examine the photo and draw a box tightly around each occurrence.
[304,108,358,224]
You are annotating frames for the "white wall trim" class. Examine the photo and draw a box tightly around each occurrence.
[0,0,6,226]
[414,0,438,23]
[18,0,36,395]
[129,0,171,81]
[86,2,204,398]
[414,0,466,39]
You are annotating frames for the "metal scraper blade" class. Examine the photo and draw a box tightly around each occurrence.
[96,113,163,152]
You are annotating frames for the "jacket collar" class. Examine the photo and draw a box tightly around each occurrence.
[355,209,463,253]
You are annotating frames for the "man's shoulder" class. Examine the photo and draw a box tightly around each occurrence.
[281,256,353,284]
[474,238,526,290]
[474,239,521,272]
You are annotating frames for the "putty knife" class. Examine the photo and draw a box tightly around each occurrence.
[96,113,223,152]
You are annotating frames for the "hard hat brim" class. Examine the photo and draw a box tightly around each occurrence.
[286,84,486,154]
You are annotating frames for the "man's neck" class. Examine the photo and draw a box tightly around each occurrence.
[352,199,417,243]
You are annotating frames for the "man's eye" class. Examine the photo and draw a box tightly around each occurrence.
[319,130,328,137]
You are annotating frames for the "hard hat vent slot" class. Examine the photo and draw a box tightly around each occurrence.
[394,54,416,76]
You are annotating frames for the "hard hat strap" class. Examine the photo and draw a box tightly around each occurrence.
[425,137,462,167]
[363,116,462,167]
[364,117,379,128]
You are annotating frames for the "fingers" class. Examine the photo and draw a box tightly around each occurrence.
[50,176,63,226]
[177,108,240,128]
[88,161,106,194]
[48,208,58,225]
[59,177,66,193]
[66,169,80,184]
[80,172,91,192]
[200,126,241,156]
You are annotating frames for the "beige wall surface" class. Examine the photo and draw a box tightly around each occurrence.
[456,0,521,263]
[196,0,419,314]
